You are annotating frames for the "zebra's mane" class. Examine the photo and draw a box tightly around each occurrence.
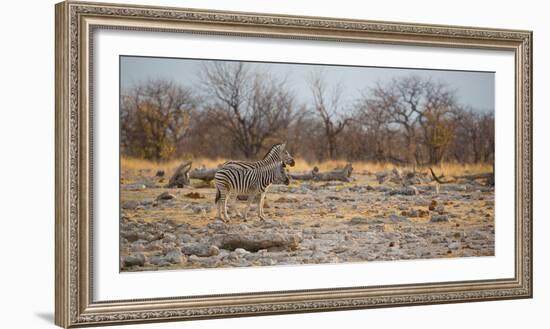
[261,143,284,160]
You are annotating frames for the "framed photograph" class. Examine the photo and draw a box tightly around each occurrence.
[55,1,532,327]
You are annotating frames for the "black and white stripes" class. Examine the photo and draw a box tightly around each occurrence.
[216,143,295,220]
[214,161,290,222]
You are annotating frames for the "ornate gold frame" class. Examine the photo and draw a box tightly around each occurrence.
[55,1,532,327]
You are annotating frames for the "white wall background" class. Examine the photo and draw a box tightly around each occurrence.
[0,0,546,328]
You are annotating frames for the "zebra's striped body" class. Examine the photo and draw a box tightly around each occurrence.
[221,143,294,216]
[214,161,290,222]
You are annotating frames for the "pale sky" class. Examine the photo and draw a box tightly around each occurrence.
[120,55,495,113]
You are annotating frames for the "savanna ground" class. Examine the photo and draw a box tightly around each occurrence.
[119,158,494,271]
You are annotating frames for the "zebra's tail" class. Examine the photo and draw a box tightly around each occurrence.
[215,187,221,204]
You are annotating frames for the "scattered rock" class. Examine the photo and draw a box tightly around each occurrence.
[430,214,449,223]
[120,230,139,242]
[418,209,429,217]
[448,242,461,250]
[429,200,438,211]
[123,184,146,191]
[122,253,145,267]
[190,204,211,214]
[387,186,419,196]
[389,214,408,222]
[181,243,219,257]
[234,248,249,256]
[184,192,205,199]
[156,192,176,201]
[207,219,227,231]
[347,217,368,225]
[164,248,184,264]
[156,170,165,177]
[121,200,140,210]
[214,232,302,252]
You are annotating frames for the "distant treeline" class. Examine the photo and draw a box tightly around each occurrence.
[120,62,494,165]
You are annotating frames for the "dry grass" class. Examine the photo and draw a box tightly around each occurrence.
[121,156,493,178]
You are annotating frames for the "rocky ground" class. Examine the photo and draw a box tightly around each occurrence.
[119,169,495,272]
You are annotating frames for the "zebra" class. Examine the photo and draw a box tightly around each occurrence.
[221,143,295,216]
[214,161,290,222]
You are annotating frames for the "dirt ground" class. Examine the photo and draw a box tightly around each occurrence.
[119,166,495,272]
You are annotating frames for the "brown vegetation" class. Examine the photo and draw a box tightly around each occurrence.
[120,62,494,167]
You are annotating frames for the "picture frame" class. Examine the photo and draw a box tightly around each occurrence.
[55,1,532,327]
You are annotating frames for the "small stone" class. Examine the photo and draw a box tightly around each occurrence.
[121,200,140,210]
[181,243,218,257]
[122,253,145,267]
[123,184,146,191]
[429,200,438,211]
[156,192,176,201]
[448,242,461,250]
[389,214,408,222]
[331,246,349,254]
[347,217,368,225]
[164,248,183,264]
[430,214,449,223]
[209,245,220,256]
[234,248,249,256]
[184,192,205,199]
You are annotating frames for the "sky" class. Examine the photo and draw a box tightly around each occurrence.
[120,56,495,113]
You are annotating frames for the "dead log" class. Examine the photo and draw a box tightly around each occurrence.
[429,167,494,186]
[457,172,495,187]
[166,161,192,188]
[428,167,456,184]
[189,167,218,181]
[290,163,353,182]
[288,171,315,180]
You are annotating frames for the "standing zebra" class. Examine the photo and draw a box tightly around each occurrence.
[221,143,295,216]
[214,161,290,222]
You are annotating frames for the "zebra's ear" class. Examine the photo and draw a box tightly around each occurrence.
[281,142,287,149]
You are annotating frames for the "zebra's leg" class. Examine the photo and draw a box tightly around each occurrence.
[229,194,243,218]
[216,185,224,221]
[223,192,231,222]
[243,195,254,222]
[258,192,266,221]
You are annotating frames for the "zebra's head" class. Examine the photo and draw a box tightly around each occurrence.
[274,162,291,186]
[265,143,295,167]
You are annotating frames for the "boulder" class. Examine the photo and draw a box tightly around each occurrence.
[214,232,302,252]
[156,192,176,201]
[430,214,449,223]
[122,253,145,267]
[181,243,219,257]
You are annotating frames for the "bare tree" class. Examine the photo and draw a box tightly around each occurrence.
[201,62,295,159]
[354,92,396,162]
[365,76,425,164]
[120,79,197,160]
[418,81,460,164]
[309,72,351,160]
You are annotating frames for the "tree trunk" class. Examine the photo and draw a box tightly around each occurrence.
[289,163,353,182]
[166,161,192,188]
